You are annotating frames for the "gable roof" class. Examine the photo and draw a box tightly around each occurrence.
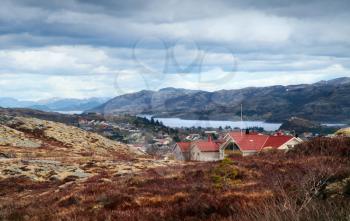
[176,142,191,152]
[192,140,223,152]
[263,135,294,149]
[227,132,295,151]
[228,132,269,151]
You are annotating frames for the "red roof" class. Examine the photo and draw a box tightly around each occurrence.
[263,135,294,149]
[228,132,269,151]
[176,142,191,152]
[228,132,295,151]
[193,140,222,152]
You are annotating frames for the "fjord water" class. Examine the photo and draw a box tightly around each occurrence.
[55,110,83,114]
[139,115,281,131]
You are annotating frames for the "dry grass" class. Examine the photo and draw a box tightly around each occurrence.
[1,138,350,221]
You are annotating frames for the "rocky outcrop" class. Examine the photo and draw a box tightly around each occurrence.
[279,117,337,134]
[0,115,182,183]
[2,116,129,155]
[0,125,42,148]
[335,128,350,137]
[0,159,90,181]
[323,177,350,198]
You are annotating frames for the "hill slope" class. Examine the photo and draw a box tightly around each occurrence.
[90,77,350,123]
[1,136,349,220]
[0,97,109,112]
[0,115,179,183]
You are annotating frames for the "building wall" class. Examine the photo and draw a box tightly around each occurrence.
[191,146,220,161]
[220,139,258,157]
[183,152,190,161]
[219,139,242,159]
[277,138,302,150]
[200,152,221,161]
[173,145,186,160]
[242,151,258,156]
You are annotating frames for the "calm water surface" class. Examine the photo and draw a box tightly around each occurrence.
[139,115,281,131]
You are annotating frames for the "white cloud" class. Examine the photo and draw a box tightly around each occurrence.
[0,0,350,100]
[37,5,296,46]
[0,46,114,75]
[0,43,349,100]
[0,73,117,100]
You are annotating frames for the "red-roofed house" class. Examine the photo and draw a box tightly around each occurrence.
[173,131,301,161]
[173,142,191,160]
[190,139,224,161]
[263,134,301,150]
[219,131,302,157]
[173,135,225,161]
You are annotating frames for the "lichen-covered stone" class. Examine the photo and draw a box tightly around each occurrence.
[0,125,42,148]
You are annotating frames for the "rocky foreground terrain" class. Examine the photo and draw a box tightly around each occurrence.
[0,115,349,221]
[0,116,180,182]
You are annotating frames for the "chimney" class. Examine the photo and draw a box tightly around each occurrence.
[275,131,284,136]
[208,134,212,142]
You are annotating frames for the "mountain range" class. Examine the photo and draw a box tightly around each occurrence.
[89,77,350,123]
[0,97,110,112]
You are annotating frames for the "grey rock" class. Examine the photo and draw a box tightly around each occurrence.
[0,152,16,158]
[324,177,350,197]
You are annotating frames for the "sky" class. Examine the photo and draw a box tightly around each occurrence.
[0,0,350,100]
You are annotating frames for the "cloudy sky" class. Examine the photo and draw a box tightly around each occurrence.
[0,0,350,100]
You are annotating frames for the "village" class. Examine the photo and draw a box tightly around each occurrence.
[172,129,303,161]
[76,114,175,155]
[74,113,350,162]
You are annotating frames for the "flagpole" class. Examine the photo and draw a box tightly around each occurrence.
[240,104,243,136]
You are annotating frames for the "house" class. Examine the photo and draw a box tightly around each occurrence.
[173,131,302,161]
[263,132,302,150]
[302,132,314,139]
[190,138,224,161]
[173,142,191,161]
[173,136,223,161]
[185,134,201,141]
[219,131,302,157]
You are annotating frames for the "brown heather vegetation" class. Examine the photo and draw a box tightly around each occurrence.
[1,137,350,221]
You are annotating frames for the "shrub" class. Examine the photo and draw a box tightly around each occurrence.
[221,157,234,165]
[344,179,350,195]
[210,158,241,188]
[290,137,350,158]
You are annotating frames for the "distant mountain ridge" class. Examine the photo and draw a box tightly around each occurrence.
[90,77,350,123]
[0,97,110,112]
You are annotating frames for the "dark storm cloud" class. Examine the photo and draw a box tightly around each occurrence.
[0,0,348,54]
[223,0,350,17]
[1,0,350,99]
[0,0,349,64]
